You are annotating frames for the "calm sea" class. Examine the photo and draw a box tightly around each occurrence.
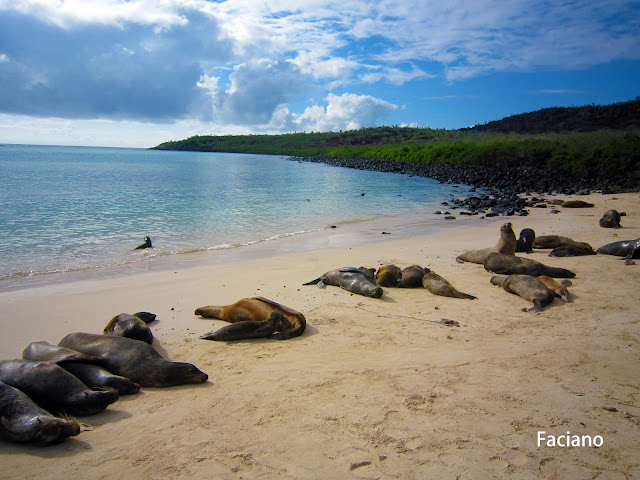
[0,144,471,287]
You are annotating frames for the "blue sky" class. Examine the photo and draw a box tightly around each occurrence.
[0,0,639,147]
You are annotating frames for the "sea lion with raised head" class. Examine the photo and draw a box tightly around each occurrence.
[533,235,593,252]
[515,228,535,253]
[422,272,476,299]
[397,265,431,288]
[59,333,208,388]
[104,312,156,344]
[484,252,576,278]
[135,236,152,250]
[0,360,119,416]
[599,209,622,229]
[195,297,306,340]
[596,238,640,259]
[375,264,402,287]
[303,267,383,298]
[536,276,572,303]
[0,380,81,445]
[490,275,555,312]
[456,222,516,264]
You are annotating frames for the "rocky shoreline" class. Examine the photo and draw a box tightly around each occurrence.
[291,154,639,217]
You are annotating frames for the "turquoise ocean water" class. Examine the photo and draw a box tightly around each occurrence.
[0,144,471,287]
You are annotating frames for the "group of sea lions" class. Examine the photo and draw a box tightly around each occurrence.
[0,313,208,445]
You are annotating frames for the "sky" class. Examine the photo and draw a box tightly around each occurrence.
[0,0,639,148]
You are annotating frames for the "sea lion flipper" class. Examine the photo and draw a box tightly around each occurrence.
[317,280,326,289]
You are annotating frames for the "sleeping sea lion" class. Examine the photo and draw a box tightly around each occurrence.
[596,238,640,259]
[135,236,152,250]
[0,360,119,416]
[422,272,476,299]
[58,333,208,388]
[195,297,306,341]
[561,200,594,208]
[375,264,402,287]
[536,276,572,303]
[599,210,622,229]
[456,222,516,264]
[548,246,596,257]
[515,228,535,253]
[0,380,80,444]
[104,312,156,344]
[303,267,383,298]
[484,252,576,278]
[490,275,555,312]
[397,265,430,288]
[533,235,593,252]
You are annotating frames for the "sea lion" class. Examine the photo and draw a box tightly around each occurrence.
[456,222,516,264]
[0,380,81,445]
[422,272,476,300]
[536,276,572,303]
[23,341,104,365]
[375,264,402,287]
[195,297,306,340]
[397,265,430,288]
[515,228,536,253]
[58,333,208,388]
[548,246,596,257]
[490,275,555,312]
[0,360,119,416]
[303,267,383,298]
[596,238,640,259]
[484,252,576,278]
[561,200,594,208]
[533,235,593,252]
[599,210,622,229]
[104,312,156,344]
[135,236,152,250]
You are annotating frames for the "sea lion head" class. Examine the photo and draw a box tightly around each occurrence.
[32,416,81,444]
[65,388,120,417]
[364,284,384,298]
[501,222,514,235]
[165,362,209,385]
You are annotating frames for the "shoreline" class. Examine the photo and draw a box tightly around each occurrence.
[1,191,639,478]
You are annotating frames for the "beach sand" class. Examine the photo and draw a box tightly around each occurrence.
[0,192,639,479]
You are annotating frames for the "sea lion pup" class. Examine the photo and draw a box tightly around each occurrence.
[397,265,431,288]
[135,236,152,250]
[456,222,516,264]
[596,238,640,259]
[515,228,536,254]
[195,297,306,341]
[533,235,594,252]
[375,264,402,287]
[0,380,80,445]
[548,246,596,257]
[536,276,572,303]
[561,200,594,208]
[490,275,555,312]
[303,267,383,298]
[104,312,156,344]
[599,209,622,229]
[484,252,576,278]
[422,272,476,300]
[59,334,208,387]
[0,360,119,416]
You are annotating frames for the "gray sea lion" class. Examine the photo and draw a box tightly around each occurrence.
[135,236,152,250]
[375,264,402,287]
[397,265,430,288]
[195,297,306,340]
[561,200,594,208]
[515,228,535,253]
[422,272,476,300]
[536,275,572,303]
[23,341,104,365]
[0,360,119,416]
[59,333,208,387]
[533,235,593,252]
[599,210,622,229]
[303,267,383,298]
[548,246,596,257]
[104,312,156,344]
[484,252,576,278]
[456,222,516,264]
[0,380,80,445]
[490,275,555,312]
[596,238,640,259]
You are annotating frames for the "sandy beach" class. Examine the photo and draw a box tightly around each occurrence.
[1,192,639,479]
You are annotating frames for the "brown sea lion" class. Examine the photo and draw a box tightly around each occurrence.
[303,267,383,298]
[0,360,119,416]
[515,228,535,253]
[599,210,622,229]
[422,272,476,299]
[397,265,431,288]
[195,297,306,341]
[375,264,402,287]
[533,235,593,252]
[59,333,208,388]
[490,274,555,312]
[104,312,156,344]
[456,222,516,264]
[484,252,576,278]
[596,238,640,259]
[536,276,572,303]
[548,246,596,257]
[0,380,81,445]
[561,200,594,208]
